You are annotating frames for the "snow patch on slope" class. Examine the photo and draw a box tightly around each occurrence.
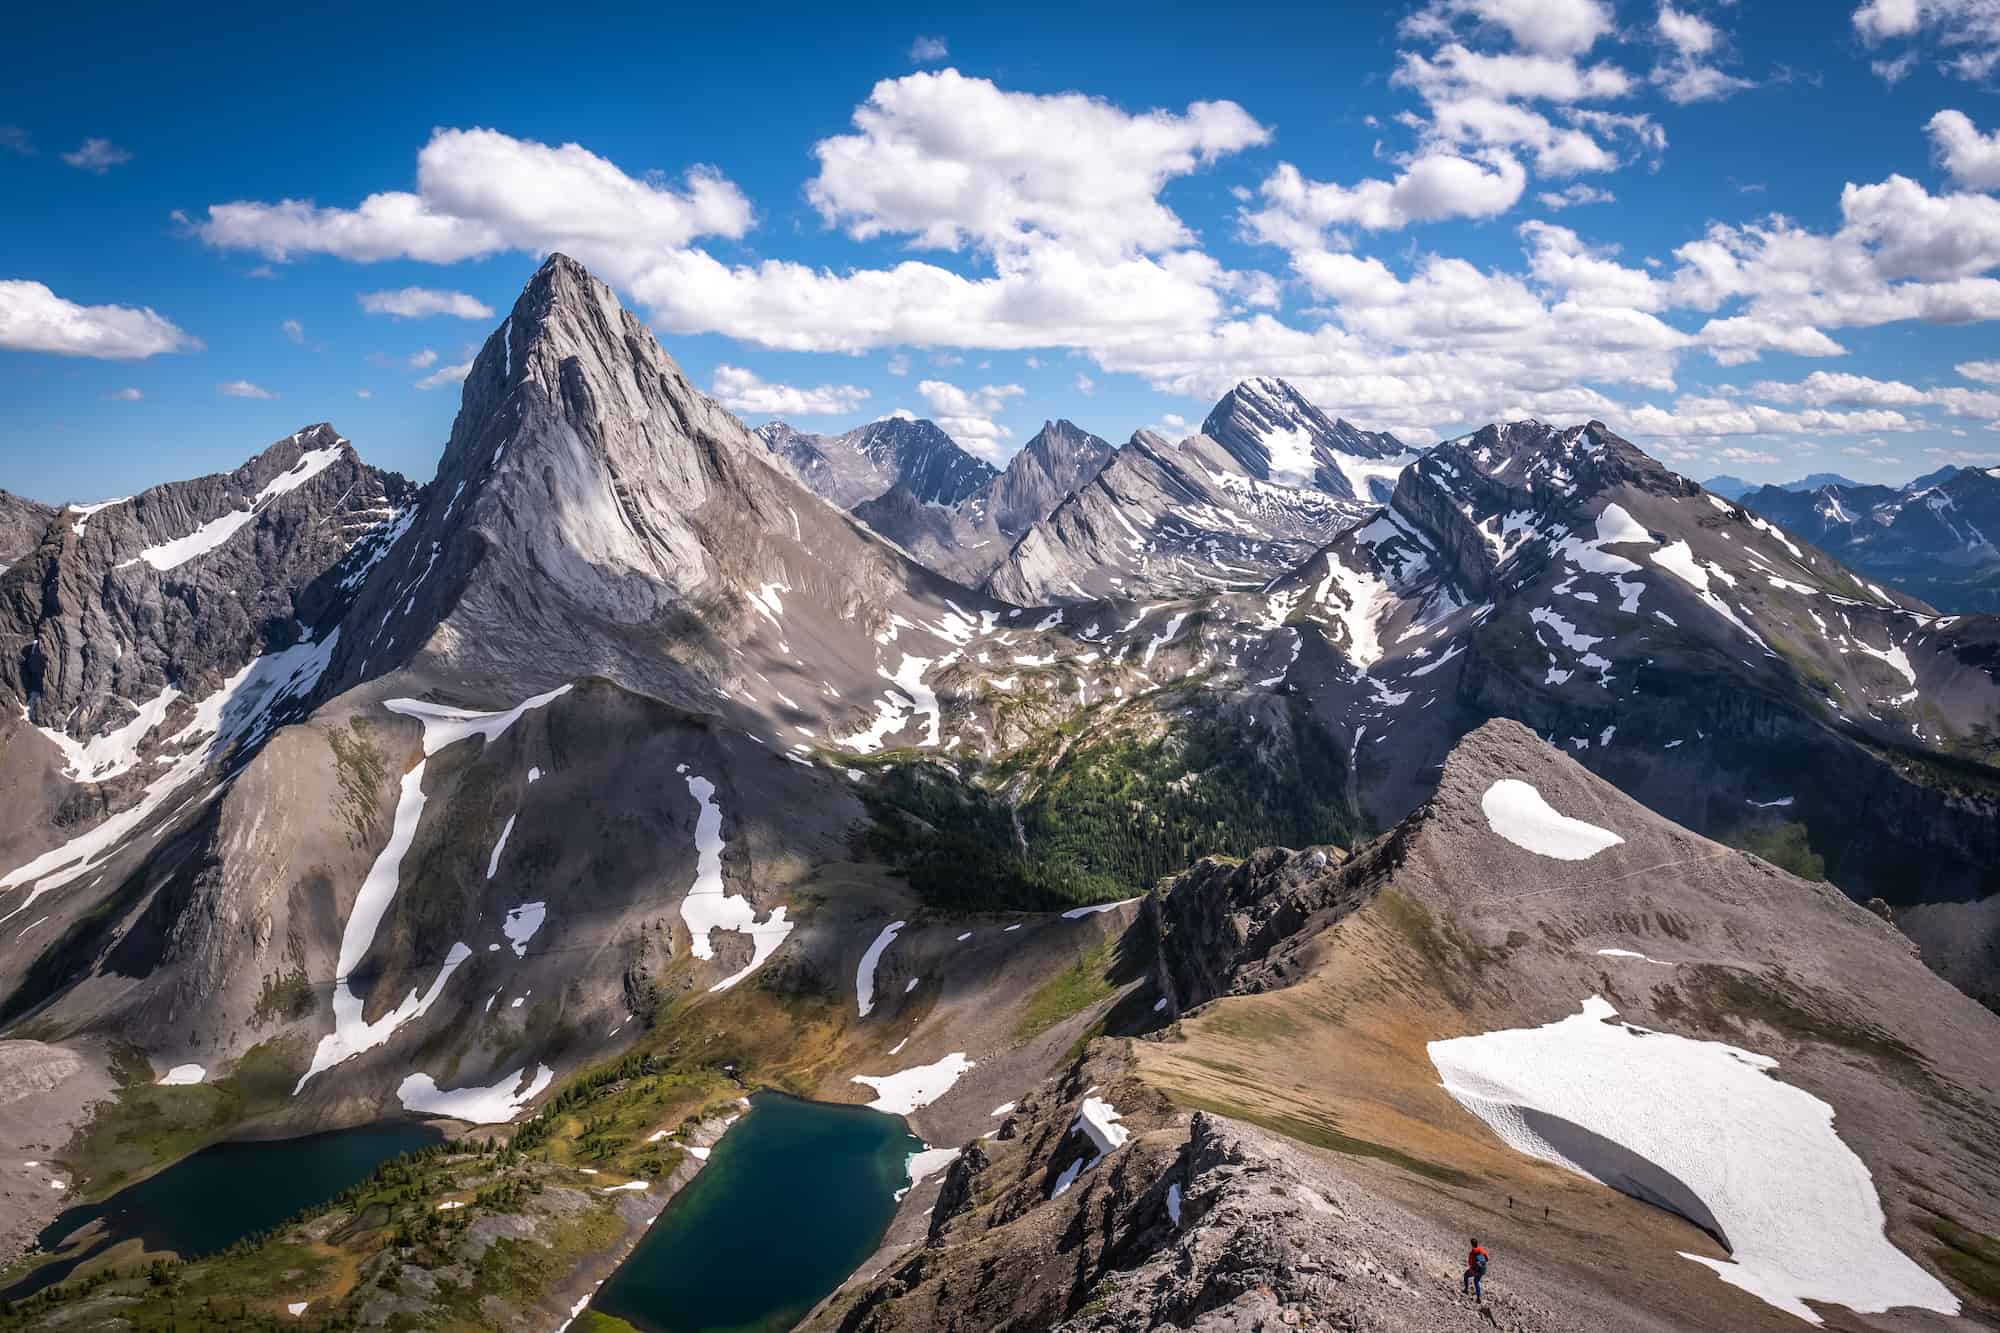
[676,773,791,992]
[398,1063,555,1124]
[1481,779,1623,860]
[852,1051,975,1115]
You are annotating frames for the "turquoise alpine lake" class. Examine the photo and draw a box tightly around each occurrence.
[3,1120,442,1300]
[590,1091,922,1333]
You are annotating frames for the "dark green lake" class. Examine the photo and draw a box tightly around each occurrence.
[4,1120,441,1300]
[590,1092,920,1333]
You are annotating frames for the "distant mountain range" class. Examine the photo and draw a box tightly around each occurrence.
[3,253,1998,1330]
[1703,470,1865,499]
[1727,464,2000,612]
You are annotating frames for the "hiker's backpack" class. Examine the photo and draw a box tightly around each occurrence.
[1473,1250,1489,1275]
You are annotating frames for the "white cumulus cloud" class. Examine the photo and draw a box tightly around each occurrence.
[710,365,870,416]
[917,379,1024,459]
[0,280,201,359]
[1929,109,2000,191]
[192,128,751,267]
[218,379,277,399]
[414,360,473,390]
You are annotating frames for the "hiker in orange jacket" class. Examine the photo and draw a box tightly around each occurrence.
[1464,1239,1490,1299]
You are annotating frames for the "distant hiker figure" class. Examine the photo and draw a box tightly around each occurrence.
[1464,1238,1490,1299]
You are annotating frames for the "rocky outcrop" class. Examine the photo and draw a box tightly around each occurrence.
[1200,376,1413,503]
[1144,845,1358,1017]
[982,419,1114,541]
[811,1046,1598,1333]
[0,492,52,572]
[985,426,1372,605]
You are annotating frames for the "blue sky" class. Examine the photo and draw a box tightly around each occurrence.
[5,0,2000,503]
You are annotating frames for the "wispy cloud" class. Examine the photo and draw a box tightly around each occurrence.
[281,318,304,344]
[910,35,948,62]
[415,360,473,390]
[360,287,494,320]
[218,379,277,399]
[61,137,132,173]
[712,365,869,416]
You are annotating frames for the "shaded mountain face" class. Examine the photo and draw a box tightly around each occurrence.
[1701,473,1752,500]
[0,427,416,731]
[983,380,1412,605]
[850,418,1116,587]
[755,416,996,510]
[1737,466,2000,613]
[0,491,53,571]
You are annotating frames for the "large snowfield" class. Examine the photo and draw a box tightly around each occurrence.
[1428,996,1958,1325]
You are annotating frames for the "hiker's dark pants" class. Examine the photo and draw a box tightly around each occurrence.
[1464,1268,1483,1298]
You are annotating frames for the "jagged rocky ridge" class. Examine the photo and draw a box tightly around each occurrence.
[982,380,1411,606]
[0,492,53,572]
[850,418,1116,587]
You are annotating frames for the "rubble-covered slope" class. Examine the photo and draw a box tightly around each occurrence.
[821,721,2000,1332]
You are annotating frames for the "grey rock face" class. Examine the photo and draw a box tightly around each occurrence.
[756,417,996,510]
[0,425,416,738]
[980,419,1114,540]
[984,382,1417,605]
[0,491,53,572]
[985,426,1376,605]
[846,418,1115,587]
[1200,376,1414,503]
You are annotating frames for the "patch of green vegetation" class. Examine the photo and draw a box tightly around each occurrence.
[60,1036,308,1200]
[1171,1091,1470,1186]
[1925,1211,2000,1310]
[327,719,388,849]
[864,695,1356,911]
[1664,965,1926,1073]
[1717,819,1826,881]
[1376,889,1507,1000]
[572,1312,645,1333]
[477,1207,624,1311]
[1015,937,1119,1042]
